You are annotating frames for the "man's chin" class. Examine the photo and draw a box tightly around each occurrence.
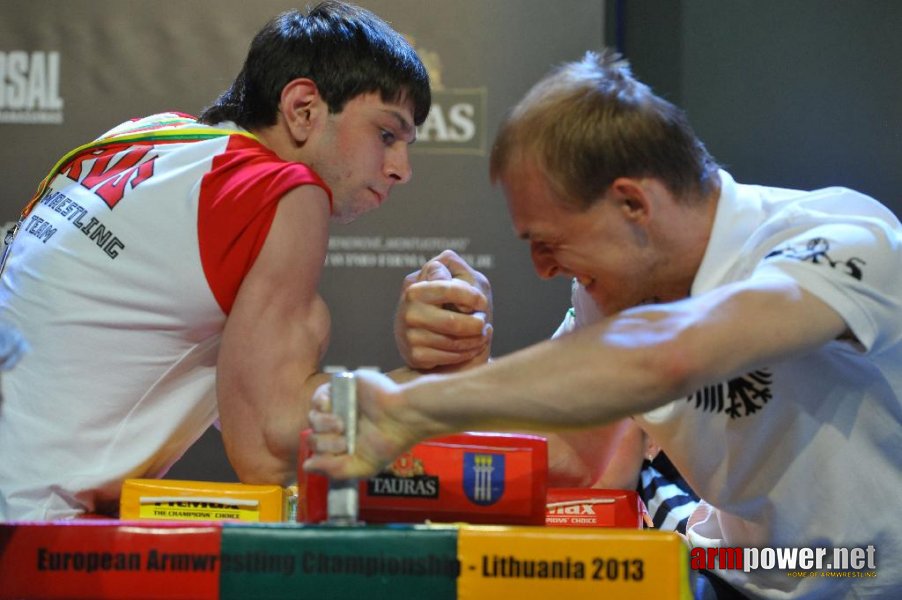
[332,199,382,224]
[331,206,368,225]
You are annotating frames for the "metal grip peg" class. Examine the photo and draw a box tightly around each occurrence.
[326,371,360,525]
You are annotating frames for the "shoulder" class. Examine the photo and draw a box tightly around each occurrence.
[208,135,331,203]
[243,185,331,284]
[197,143,331,314]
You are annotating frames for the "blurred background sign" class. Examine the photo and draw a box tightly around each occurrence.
[2,1,899,482]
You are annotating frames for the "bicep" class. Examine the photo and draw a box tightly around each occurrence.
[668,273,848,388]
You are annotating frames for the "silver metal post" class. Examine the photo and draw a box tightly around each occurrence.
[326,371,359,525]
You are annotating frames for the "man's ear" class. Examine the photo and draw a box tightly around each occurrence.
[279,78,325,144]
[610,177,652,223]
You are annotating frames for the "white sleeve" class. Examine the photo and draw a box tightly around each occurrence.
[551,308,576,339]
[753,219,902,354]
[551,278,603,339]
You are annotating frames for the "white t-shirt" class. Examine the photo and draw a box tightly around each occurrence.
[561,171,902,598]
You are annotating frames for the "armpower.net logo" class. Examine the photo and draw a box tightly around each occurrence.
[692,545,878,579]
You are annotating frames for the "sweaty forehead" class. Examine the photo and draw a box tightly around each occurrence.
[502,163,590,241]
[501,180,553,238]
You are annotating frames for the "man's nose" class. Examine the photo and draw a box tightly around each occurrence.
[530,243,559,279]
[386,144,412,184]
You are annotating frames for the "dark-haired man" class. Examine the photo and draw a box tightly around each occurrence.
[0,1,451,521]
[307,50,902,599]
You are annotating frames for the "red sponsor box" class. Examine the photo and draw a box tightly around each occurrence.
[545,488,646,528]
[0,520,221,600]
[299,431,548,525]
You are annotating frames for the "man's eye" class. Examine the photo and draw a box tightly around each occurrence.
[532,241,554,253]
[380,130,396,145]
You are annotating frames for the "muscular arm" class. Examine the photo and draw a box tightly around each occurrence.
[410,274,848,432]
[395,262,638,487]
[306,273,849,479]
[217,186,332,485]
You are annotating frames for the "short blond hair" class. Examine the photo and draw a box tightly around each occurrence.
[490,50,719,208]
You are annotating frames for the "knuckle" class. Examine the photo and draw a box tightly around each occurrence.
[448,314,482,336]
[401,285,428,307]
[405,330,425,347]
[444,315,470,336]
[401,284,417,301]
[410,348,436,369]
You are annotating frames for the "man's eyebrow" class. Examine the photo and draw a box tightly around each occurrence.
[518,230,556,244]
[384,109,416,142]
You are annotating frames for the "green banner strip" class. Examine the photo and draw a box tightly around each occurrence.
[219,523,459,600]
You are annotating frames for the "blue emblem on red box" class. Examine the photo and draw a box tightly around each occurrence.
[463,452,505,506]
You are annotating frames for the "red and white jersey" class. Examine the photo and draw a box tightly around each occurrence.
[0,114,329,520]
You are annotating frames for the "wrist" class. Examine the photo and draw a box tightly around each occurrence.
[396,374,455,440]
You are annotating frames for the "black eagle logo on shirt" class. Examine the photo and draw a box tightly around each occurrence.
[687,369,773,418]
[764,237,866,280]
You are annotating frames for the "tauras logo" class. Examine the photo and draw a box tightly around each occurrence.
[367,474,439,498]
[0,50,64,124]
[408,40,486,155]
[367,452,440,498]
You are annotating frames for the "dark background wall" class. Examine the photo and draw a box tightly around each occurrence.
[2,1,898,483]
[174,0,902,482]
[611,0,901,206]
[1,0,605,483]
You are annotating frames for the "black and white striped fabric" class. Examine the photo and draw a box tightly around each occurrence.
[637,452,700,534]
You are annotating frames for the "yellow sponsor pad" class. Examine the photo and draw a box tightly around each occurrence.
[137,497,260,521]
[119,478,290,522]
[457,525,691,600]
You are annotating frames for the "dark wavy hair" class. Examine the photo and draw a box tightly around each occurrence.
[491,50,719,207]
[200,1,431,128]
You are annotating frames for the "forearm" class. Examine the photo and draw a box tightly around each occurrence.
[219,363,329,486]
[397,277,848,438]
[384,365,424,384]
[304,276,849,483]
[399,322,677,437]
[218,294,331,486]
